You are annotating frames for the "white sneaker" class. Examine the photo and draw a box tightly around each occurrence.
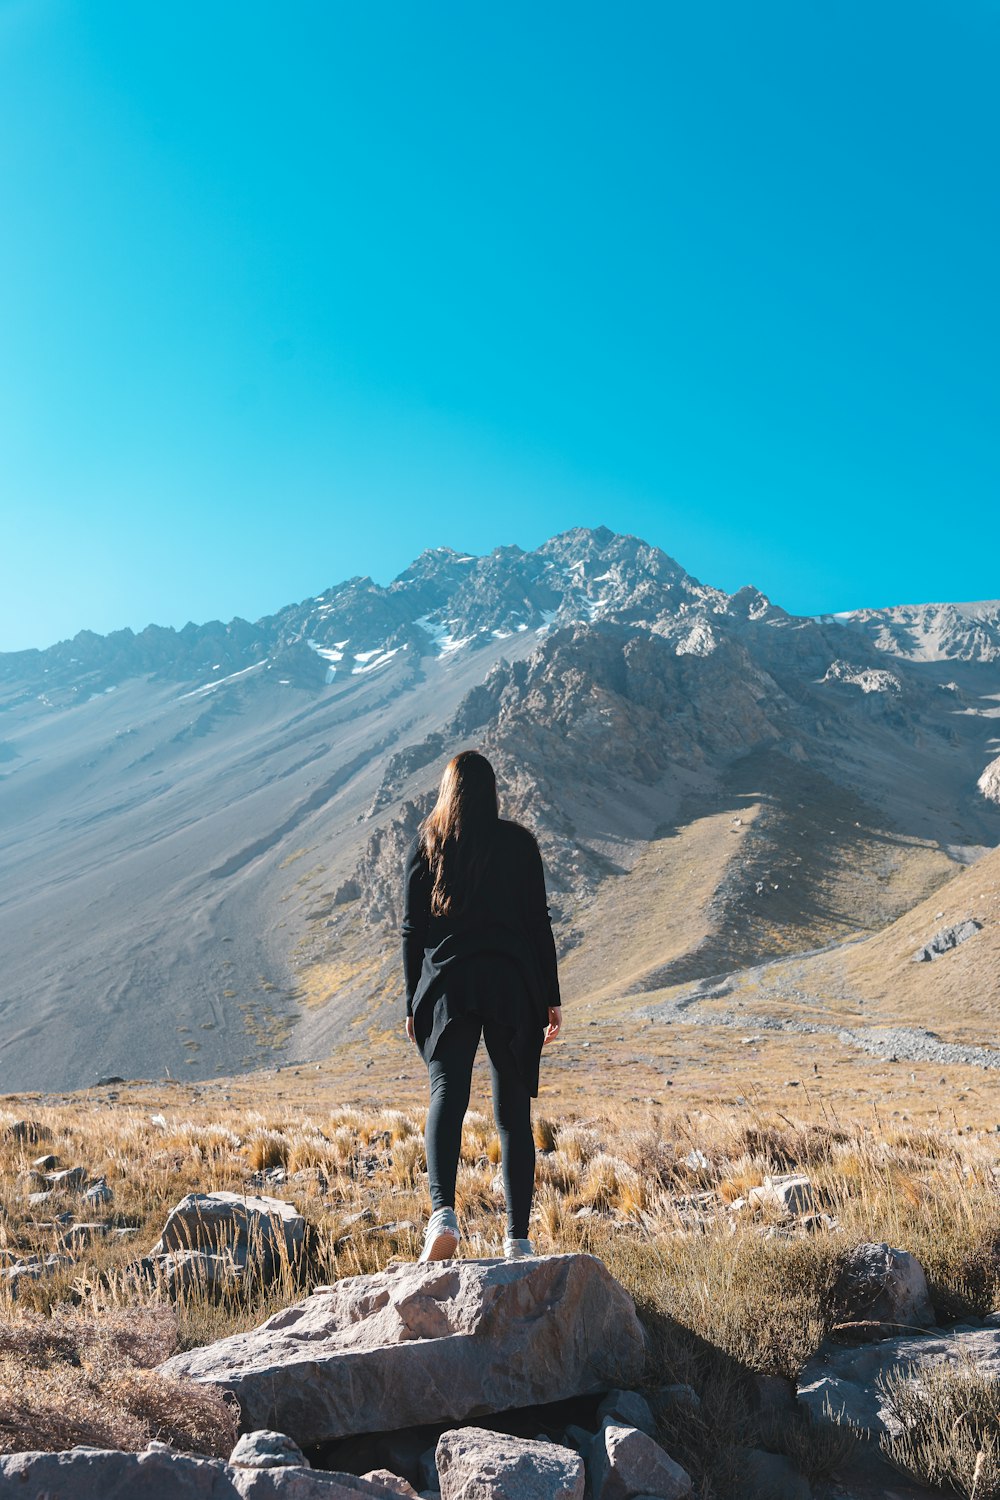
[419,1207,460,1263]
[503,1236,535,1259]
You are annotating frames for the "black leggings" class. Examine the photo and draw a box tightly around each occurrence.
[425,1012,535,1240]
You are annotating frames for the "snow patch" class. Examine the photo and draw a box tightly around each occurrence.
[180,661,268,698]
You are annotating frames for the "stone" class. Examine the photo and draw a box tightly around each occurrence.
[151,1191,306,1277]
[561,1425,594,1456]
[798,1323,1000,1438]
[32,1153,58,1170]
[136,1248,246,1297]
[83,1179,114,1204]
[738,1447,811,1500]
[595,1389,657,1438]
[911,918,982,962]
[748,1174,815,1216]
[831,1242,934,1332]
[435,1427,584,1500]
[0,1444,243,1496]
[45,1166,89,1190]
[3,1119,48,1143]
[362,1471,420,1498]
[417,1448,439,1492]
[159,1255,646,1448]
[0,1445,405,1499]
[589,1422,693,1500]
[231,1431,310,1469]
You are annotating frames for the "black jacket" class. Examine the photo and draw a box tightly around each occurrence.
[400,819,562,1095]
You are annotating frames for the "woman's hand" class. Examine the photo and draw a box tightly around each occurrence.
[543,1006,562,1043]
[405,1016,416,1046]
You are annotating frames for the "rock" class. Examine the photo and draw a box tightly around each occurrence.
[3,1119,49,1143]
[595,1390,656,1438]
[561,1425,594,1456]
[45,1166,89,1190]
[435,1427,584,1500]
[979,754,1000,805]
[0,1444,407,1499]
[0,1444,242,1496]
[231,1431,310,1469]
[159,1254,646,1447]
[32,1153,58,1170]
[651,1384,700,1421]
[748,1174,814,1216]
[738,1447,811,1500]
[749,1373,796,1420]
[911,918,982,962]
[151,1191,306,1277]
[588,1421,692,1500]
[798,1323,1000,1437]
[832,1242,934,1331]
[135,1248,246,1296]
[362,1471,420,1498]
[83,1179,114,1205]
[417,1448,439,1492]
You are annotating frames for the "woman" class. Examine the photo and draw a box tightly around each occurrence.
[401,750,562,1262]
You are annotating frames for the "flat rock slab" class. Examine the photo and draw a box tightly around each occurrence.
[436,1427,584,1500]
[159,1254,646,1447]
[0,1447,397,1499]
[798,1323,1000,1437]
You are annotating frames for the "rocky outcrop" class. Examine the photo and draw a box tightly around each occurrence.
[911,918,983,962]
[979,753,1000,805]
[159,1255,646,1447]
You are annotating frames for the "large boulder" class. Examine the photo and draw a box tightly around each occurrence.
[797,1323,1000,1437]
[435,1427,584,1500]
[150,1192,305,1278]
[831,1242,934,1333]
[159,1254,646,1447]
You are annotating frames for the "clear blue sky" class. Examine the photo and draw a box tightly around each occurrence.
[1,1,998,652]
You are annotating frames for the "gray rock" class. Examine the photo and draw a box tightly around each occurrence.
[561,1425,594,1456]
[83,1179,114,1205]
[231,1431,309,1469]
[45,1166,89,1190]
[0,1445,413,1498]
[435,1427,584,1500]
[595,1390,656,1438]
[798,1323,1000,1438]
[159,1254,646,1448]
[739,1447,811,1500]
[417,1447,439,1492]
[361,1471,420,1498]
[832,1242,934,1331]
[0,1443,243,1496]
[139,1248,246,1297]
[589,1421,693,1500]
[32,1153,58,1170]
[911,918,982,962]
[151,1191,305,1278]
[748,1174,814,1216]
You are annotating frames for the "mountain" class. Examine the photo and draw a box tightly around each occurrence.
[1,526,998,1093]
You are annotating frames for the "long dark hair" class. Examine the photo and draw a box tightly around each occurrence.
[420,750,499,916]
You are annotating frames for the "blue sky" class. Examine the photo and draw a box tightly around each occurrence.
[1,2,998,651]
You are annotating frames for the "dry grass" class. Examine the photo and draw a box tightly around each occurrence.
[2,1091,1000,1491]
[879,1355,1000,1498]
[0,1305,236,1456]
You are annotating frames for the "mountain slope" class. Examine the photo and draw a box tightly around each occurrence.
[1,527,998,1092]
